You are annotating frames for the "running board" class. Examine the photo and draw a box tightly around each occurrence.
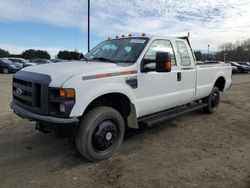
[138,103,208,127]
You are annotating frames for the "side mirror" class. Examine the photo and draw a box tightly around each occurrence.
[155,52,171,72]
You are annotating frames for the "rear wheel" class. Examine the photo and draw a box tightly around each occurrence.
[3,68,9,74]
[76,106,125,161]
[203,87,220,114]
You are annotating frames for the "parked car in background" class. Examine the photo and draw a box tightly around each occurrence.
[231,62,249,73]
[8,58,36,68]
[239,62,250,69]
[0,58,19,74]
[2,58,23,69]
[51,59,66,63]
[29,59,53,65]
[204,60,219,64]
[231,66,238,74]
[195,61,205,64]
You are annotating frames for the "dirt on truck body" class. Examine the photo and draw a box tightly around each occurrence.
[0,74,250,188]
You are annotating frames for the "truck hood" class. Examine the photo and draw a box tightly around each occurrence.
[22,61,128,86]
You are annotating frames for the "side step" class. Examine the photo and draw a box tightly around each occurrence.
[138,103,208,127]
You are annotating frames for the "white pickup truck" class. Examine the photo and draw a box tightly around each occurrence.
[11,35,232,161]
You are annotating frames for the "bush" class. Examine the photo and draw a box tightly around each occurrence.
[0,49,10,58]
[22,49,51,59]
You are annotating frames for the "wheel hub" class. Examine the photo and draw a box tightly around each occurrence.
[105,132,112,141]
[211,92,219,108]
[92,120,118,152]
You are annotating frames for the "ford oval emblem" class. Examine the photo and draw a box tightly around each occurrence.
[16,88,23,96]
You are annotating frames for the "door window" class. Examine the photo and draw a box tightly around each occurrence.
[144,40,176,66]
[176,41,191,66]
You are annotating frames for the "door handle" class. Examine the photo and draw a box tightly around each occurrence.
[177,72,181,81]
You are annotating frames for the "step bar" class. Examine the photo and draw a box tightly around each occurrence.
[138,103,208,126]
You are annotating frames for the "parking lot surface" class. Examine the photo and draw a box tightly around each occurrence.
[0,74,250,188]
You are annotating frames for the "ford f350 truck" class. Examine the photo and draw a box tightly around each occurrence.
[11,35,232,161]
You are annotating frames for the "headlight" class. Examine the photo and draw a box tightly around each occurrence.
[50,88,75,117]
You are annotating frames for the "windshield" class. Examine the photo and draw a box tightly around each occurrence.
[85,37,149,63]
[1,59,15,65]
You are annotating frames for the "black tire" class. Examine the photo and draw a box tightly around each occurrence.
[3,68,9,74]
[76,106,125,161]
[203,87,220,114]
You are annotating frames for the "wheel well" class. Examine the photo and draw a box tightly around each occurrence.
[84,93,131,125]
[214,77,226,91]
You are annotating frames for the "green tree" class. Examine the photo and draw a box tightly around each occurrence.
[0,49,10,58]
[216,38,250,62]
[57,51,81,60]
[194,51,203,61]
[22,49,51,59]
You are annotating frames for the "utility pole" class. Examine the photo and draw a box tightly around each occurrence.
[88,0,90,52]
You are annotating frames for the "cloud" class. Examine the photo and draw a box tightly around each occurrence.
[0,0,250,50]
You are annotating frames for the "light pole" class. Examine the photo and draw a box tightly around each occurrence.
[223,46,226,63]
[88,0,90,52]
[207,44,210,60]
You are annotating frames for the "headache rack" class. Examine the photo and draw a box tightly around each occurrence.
[177,32,196,61]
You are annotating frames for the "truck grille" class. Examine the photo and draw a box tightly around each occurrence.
[13,78,40,108]
[12,71,51,115]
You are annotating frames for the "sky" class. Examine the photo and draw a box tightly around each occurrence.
[0,0,250,57]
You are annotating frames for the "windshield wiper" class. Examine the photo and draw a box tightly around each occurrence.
[92,57,116,63]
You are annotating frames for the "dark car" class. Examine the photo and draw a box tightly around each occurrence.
[239,62,250,70]
[0,58,19,74]
[231,62,249,73]
[8,58,36,67]
[231,66,238,74]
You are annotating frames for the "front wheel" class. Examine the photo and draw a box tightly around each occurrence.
[203,87,220,114]
[76,106,125,161]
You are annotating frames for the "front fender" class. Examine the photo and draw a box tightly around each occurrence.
[63,76,137,117]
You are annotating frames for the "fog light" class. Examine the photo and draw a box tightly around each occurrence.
[60,103,65,113]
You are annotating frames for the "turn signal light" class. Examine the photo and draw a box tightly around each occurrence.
[165,61,171,72]
[60,89,75,98]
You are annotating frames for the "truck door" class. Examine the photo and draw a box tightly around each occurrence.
[175,40,196,105]
[136,39,181,117]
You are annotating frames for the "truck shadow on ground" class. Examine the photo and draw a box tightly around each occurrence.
[0,110,206,174]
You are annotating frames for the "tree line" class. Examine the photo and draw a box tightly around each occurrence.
[194,38,250,62]
[0,49,82,60]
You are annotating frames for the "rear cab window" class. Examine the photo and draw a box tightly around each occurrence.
[176,41,192,67]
